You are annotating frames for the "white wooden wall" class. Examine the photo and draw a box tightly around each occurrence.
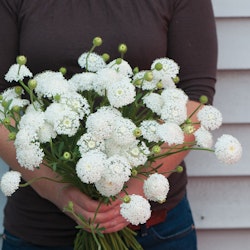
[186,0,250,249]
[1,0,250,249]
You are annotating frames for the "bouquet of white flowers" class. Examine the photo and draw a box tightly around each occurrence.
[0,37,242,250]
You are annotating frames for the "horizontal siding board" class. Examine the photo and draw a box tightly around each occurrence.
[196,229,250,250]
[186,124,249,176]
[187,176,250,229]
[213,70,250,123]
[212,0,250,17]
[216,18,250,70]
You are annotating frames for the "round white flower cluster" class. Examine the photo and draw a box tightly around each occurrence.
[0,171,22,196]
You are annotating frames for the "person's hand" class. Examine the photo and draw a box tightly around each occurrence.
[55,185,129,233]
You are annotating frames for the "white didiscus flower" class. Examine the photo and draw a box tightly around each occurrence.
[5,64,33,82]
[133,70,158,90]
[151,58,179,78]
[106,78,136,108]
[76,151,107,184]
[161,88,188,106]
[160,75,176,89]
[197,105,223,131]
[0,171,22,196]
[34,71,71,99]
[104,138,123,157]
[140,120,161,143]
[78,52,106,72]
[68,72,96,92]
[45,103,80,137]
[194,126,213,148]
[161,102,187,125]
[111,117,137,146]
[95,177,125,197]
[142,93,163,115]
[143,173,170,203]
[157,122,184,145]
[107,59,133,77]
[59,92,90,119]
[86,107,121,140]
[15,142,44,170]
[77,132,105,155]
[37,122,57,143]
[14,128,38,146]
[120,194,151,225]
[214,134,242,164]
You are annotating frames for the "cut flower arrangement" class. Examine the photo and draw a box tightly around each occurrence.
[0,37,242,250]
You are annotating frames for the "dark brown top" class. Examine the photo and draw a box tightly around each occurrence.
[0,0,217,246]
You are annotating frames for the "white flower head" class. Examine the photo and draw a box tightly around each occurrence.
[157,122,184,145]
[214,134,242,164]
[76,151,107,184]
[107,78,136,108]
[68,72,96,92]
[143,173,170,203]
[107,59,133,77]
[77,132,105,155]
[151,58,179,78]
[140,120,161,143]
[197,105,223,131]
[161,88,188,106]
[142,93,163,115]
[0,171,22,196]
[160,75,176,89]
[133,70,158,90]
[120,194,151,225]
[5,64,33,82]
[78,52,106,72]
[34,71,70,99]
[194,126,213,148]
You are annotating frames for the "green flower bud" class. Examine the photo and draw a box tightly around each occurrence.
[123,195,131,203]
[54,94,61,102]
[12,105,21,113]
[154,62,163,71]
[63,152,71,160]
[133,67,139,74]
[131,168,138,177]
[152,145,161,154]
[93,36,103,47]
[8,132,16,140]
[144,71,153,82]
[1,100,8,108]
[182,124,195,134]
[199,95,208,104]
[118,43,127,54]
[116,58,123,65]
[67,201,74,210]
[28,79,37,90]
[14,86,23,95]
[176,165,184,173]
[102,53,110,62]
[133,79,143,87]
[3,117,11,126]
[16,55,27,65]
[156,80,163,89]
[173,76,180,84]
[0,95,3,101]
[133,128,142,137]
[59,67,67,75]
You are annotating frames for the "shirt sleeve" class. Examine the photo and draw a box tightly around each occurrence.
[167,0,218,104]
[0,0,20,93]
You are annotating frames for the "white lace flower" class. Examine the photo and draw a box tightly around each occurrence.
[45,103,80,137]
[161,88,188,106]
[34,71,70,98]
[151,58,179,78]
[106,78,136,108]
[133,70,158,90]
[76,151,107,184]
[0,171,22,196]
[197,105,223,131]
[37,122,57,143]
[194,127,213,148]
[143,93,163,115]
[15,142,44,170]
[111,117,137,146]
[107,59,133,77]
[95,177,124,197]
[143,173,170,203]
[68,72,96,92]
[78,52,106,72]
[157,122,184,145]
[77,132,105,155]
[160,75,176,89]
[140,120,161,143]
[5,64,33,82]
[120,194,151,225]
[15,128,38,146]
[214,134,242,164]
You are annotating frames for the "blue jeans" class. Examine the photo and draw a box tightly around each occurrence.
[1,195,196,250]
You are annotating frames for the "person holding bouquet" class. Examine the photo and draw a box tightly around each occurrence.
[0,0,218,249]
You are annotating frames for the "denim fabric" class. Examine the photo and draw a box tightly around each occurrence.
[135,194,197,250]
[1,195,196,250]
